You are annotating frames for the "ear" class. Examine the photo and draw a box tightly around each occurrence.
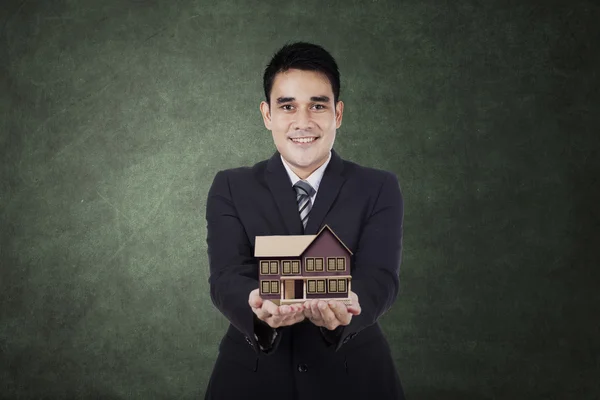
[260,101,272,130]
[335,100,344,129]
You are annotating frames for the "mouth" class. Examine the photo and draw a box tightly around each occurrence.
[289,136,319,145]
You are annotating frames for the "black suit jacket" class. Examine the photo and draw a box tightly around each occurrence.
[205,149,405,400]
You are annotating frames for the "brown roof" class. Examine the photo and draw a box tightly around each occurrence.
[254,225,354,257]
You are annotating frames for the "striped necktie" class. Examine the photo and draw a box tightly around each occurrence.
[294,180,316,231]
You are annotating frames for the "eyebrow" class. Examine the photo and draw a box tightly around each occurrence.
[276,96,331,104]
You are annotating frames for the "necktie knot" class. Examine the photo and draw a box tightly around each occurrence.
[294,180,315,197]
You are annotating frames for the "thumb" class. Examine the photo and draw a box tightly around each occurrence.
[248,289,263,308]
[347,305,361,315]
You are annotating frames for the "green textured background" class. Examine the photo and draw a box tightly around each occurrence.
[1,1,598,399]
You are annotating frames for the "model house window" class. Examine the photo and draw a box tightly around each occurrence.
[270,261,278,274]
[317,279,325,293]
[336,257,345,271]
[270,281,279,294]
[260,261,270,275]
[328,279,338,292]
[338,279,347,292]
[327,257,336,271]
[305,258,314,272]
[261,280,270,294]
[315,258,324,272]
[292,260,300,274]
[282,261,291,275]
[307,280,316,293]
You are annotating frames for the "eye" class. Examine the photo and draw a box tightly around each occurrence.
[280,105,293,111]
[313,104,326,110]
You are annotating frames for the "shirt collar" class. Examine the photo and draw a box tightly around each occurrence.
[280,151,332,194]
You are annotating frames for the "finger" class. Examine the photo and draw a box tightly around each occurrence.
[347,291,361,315]
[281,311,305,327]
[318,301,339,330]
[303,305,314,320]
[303,300,312,310]
[264,303,305,327]
[290,303,306,319]
[252,306,271,321]
[280,304,296,315]
[302,300,312,315]
[270,308,303,328]
[289,304,300,314]
[267,308,292,327]
[310,300,321,319]
[281,303,303,315]
[307,300,325,326]
[309,299,320,309]
[347,305,361,315]
[262,300,280,317]
[291,303,304,313]
[329,301,352,325]
[248,289,263,308]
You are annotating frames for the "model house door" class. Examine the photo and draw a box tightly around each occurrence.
[284,280,295,300]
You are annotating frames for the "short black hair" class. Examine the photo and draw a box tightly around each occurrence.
[263,42,341,106]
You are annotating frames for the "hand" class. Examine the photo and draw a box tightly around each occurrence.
[303,290,361,331]
[248,289,306,329]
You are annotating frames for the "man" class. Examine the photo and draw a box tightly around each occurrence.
[205,42,405,399]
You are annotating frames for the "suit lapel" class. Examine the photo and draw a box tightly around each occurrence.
[305,149,346,234]
[266,152,304,235]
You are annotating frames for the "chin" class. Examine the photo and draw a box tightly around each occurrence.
[291,154,324,168]
[278,141,330,169]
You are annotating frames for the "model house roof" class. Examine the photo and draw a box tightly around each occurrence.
[254,235,316,257]
[254,225,354,257]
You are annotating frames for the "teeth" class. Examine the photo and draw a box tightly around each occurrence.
[291,137,316,143]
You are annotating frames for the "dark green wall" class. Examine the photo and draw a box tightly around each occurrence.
[1,1,598,398]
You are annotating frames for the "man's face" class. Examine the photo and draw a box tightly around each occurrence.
[260,69,344,178]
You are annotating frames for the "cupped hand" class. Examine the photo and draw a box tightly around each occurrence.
[303,290,361,331]
[248,289,306,329]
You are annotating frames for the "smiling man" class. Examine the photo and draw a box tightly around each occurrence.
[205,42,405,399]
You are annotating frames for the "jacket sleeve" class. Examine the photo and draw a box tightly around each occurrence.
[206,170,283,354]
[334,171,404,351]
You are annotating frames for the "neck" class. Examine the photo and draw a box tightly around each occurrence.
[284,154,329,180]
[291,166,318,180]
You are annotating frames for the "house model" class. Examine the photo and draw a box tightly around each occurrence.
[254,225,353,306]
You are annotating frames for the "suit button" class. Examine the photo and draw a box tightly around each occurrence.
[297,363,308,373]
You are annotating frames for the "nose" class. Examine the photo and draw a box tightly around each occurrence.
[293,108,312,130]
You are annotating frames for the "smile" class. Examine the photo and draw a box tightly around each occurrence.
[290,137,318,144]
